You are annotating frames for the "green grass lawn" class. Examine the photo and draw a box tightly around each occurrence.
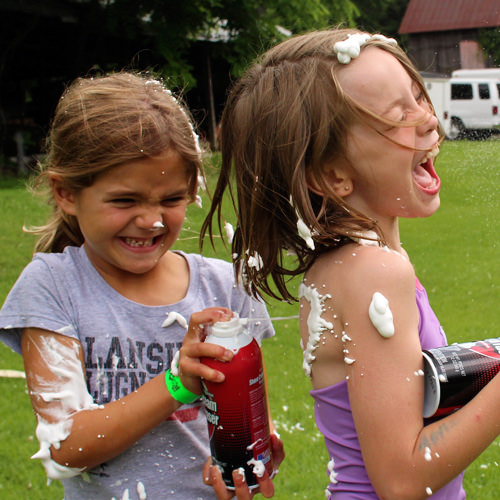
[0,139,499,498]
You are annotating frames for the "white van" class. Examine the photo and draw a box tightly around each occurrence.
[421,74,451,138]
[448,77,500,139]
[452,68,500,80]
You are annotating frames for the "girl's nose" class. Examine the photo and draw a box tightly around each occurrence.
[419,109,439,136]
[136,208,164,230]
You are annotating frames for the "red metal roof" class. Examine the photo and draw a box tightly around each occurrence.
[399,0,500,34]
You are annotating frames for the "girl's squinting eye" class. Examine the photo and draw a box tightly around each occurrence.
[111,198,135,204]
[397,89,427,123]
[414,90,425,105]
[162,195,188,205]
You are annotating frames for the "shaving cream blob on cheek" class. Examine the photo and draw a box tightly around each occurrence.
[30,336,99,480]
[368,292,395,338]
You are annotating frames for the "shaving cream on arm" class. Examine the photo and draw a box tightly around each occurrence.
[298,283,333,376]
[368,292,395,338]
[26,333,99,481]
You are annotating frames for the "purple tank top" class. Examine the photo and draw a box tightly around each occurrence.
[310,279,466,499]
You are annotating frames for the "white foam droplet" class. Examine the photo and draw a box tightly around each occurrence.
[247,458,265,477]
[137,481,147,500]
[368,292,395,338]
[224,222,234,244]
[162,311,188,329]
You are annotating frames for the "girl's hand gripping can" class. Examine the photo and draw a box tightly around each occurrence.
[200,315,273,489]
[423,338,500,418]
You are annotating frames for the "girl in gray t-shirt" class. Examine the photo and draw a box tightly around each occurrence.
[0,72,281,500]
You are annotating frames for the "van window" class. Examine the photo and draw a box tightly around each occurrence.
[451,83,473,100]
[478,83,490,99]
[497,83,500,98]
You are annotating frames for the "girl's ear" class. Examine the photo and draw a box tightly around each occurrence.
[307,161,353,198]
[50,174,77,215]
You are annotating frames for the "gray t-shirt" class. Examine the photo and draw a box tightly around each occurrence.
[0,246,274,500]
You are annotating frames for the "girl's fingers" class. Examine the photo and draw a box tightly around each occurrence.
[269,432,285,467]
[203,458,276,499]
[181,341,234,362]
[232,468,253,499]
[180,356,225,383]
[184,307,233,343]
[206,463,235,499]
[233,468,275,499]
[179,341,234,384]
[176,307,234,391]
[253,470,275,498]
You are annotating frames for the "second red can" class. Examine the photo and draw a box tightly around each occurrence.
[423,338,500,418]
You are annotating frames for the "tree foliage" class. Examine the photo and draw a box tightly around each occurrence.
[98,0,359,88]
[351,0,409,39]
[477,28,500,67]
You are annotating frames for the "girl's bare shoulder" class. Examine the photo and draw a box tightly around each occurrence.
[308,243,415,290]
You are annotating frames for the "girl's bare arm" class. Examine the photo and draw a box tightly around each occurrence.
[311,245,500,500]
[21,308,234,473]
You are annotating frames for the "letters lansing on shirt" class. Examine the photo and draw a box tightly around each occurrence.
[84,337,182,404]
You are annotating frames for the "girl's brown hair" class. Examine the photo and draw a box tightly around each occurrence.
[201,28,434,302]
[30,72,203,253]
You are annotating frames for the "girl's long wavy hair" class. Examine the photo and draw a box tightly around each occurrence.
[29,71,203,254]
[201,28,436,302]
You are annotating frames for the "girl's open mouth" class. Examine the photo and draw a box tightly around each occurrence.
[413,146,441,195]
[120,235,161,249]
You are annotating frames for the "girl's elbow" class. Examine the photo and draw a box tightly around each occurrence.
[32,444,84,481]
[373,475,431,500]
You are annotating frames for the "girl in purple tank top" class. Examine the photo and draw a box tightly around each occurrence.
[204,27,500,499]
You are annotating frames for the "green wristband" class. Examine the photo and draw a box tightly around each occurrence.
[165,369,199,404]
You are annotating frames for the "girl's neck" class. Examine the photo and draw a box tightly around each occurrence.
[92,251,190,306]
[377,218,403,253]
[348,223,404,254]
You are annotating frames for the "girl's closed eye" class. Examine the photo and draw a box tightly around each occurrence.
[401,92,424,121]
[397,92,428,125]
[415,90,425,104]
[412,85,433,112]
[161,193,189,206]
[109,197,136,206]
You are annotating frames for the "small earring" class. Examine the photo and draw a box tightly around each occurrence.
[344,185,350,191]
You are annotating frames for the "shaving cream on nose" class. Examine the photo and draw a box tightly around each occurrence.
[369,292,395,338]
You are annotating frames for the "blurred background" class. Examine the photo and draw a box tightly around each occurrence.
[2,0,500,176]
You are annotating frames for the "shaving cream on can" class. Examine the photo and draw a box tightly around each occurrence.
[200,315,273,489]
[423,338,500,418]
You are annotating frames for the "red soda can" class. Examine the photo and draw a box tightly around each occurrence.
[200,315,273,489]
[423,338,500,418]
